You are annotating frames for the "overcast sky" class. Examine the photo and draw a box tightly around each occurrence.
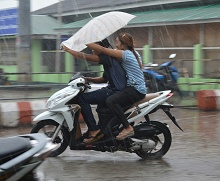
[0,0,60,11]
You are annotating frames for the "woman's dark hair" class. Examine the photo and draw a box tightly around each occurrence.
[118,33,142,69]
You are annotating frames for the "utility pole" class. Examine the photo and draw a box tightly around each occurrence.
[16,0,31,82]
[55,0,62,72]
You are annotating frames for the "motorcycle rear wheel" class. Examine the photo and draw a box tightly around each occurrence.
[31,120,70,157]
[135,121,172,159]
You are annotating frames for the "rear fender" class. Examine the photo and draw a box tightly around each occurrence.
[160,102,174,109]
[161,107,183,132]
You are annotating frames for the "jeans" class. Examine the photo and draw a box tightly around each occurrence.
[106,86,145,129]
[77,87,114,131]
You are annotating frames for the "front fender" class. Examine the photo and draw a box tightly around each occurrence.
[33,111,65,126]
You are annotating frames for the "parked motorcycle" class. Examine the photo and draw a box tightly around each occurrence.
[30,72,183,160]
[0,133,57,181]
[143,54,182,100]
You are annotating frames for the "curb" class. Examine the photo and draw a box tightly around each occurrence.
[0,85,105,128]
[0,100,46,127]
[0,100,85,128]
[197,90,220,111]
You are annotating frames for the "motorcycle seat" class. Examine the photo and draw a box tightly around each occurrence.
[125,93,160,116]
[134,93,160,106]
[0,137,32,164]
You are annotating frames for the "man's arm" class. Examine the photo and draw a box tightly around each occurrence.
[86,43,123,61]
[62,45,100,62]
[86,77,107,83]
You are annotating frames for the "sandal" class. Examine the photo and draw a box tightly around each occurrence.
[116,130,134,140]
[83,130,104,144]
[83,135,96,144]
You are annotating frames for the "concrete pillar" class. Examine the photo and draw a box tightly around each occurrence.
[64,52,74,81]
[55,0,62,72]
[16,0,31,82]
[143,45,151,65]
[31,39,41,81]
[193,44,203,79]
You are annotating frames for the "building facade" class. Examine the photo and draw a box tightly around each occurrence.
[0,0,220,90]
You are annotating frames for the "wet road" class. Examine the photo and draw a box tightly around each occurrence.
[1,108,220,181]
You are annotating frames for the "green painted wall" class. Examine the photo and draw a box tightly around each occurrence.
[142,43,220,92]
[178,77,220,91]
[2,42,219,91]
[31,41,74,83]
[193,44,203,79]
[32,39,42,81]
[64,52,74,81]
[0,65,17,81]
[143,45,151,64]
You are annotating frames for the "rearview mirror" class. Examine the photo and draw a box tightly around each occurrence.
[150,63,158,67]
[169,54,176,59]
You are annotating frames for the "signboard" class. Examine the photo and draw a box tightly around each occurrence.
[0,8,18,36]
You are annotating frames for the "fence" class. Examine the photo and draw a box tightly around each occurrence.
[0,71,98,102]
[177,59,220,94]
[0,47,220,101]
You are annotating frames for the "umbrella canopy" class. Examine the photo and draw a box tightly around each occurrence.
[61,11,136,51]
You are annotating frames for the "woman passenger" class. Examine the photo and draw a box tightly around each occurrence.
[86,32,147,140]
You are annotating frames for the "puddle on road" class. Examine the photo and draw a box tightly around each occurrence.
[1,108,220,181]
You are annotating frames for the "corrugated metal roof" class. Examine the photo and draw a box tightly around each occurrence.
[31,15,61,35]
[32,0,199,16]
[130,4,220,26]
[56,4,220,31]
[58,18,90,30]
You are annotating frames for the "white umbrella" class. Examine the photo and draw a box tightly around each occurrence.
[61,11,136,51]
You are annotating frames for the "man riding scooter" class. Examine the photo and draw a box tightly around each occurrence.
[61,39,127,144]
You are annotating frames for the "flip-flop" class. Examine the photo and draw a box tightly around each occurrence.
[83,132,104,144]
[116,130,134,140]
[83,136,95,144]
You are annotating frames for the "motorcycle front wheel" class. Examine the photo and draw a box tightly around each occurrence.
[135,121,172,159]
[31,120,70,157]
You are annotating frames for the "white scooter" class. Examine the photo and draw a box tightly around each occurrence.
[0,133,57,181]
[30,73,183,159]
